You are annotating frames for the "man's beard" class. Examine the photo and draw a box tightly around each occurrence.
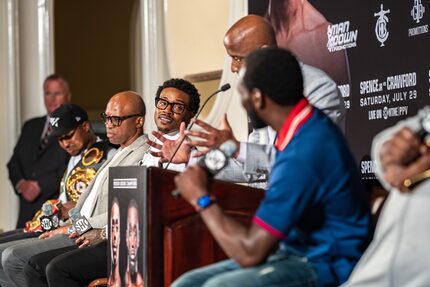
[247,108,267,130]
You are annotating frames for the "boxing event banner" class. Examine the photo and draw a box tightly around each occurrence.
[250,0,430,180]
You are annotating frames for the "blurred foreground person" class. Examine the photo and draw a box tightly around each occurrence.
[343,107,430,287]
[172,48,371,287]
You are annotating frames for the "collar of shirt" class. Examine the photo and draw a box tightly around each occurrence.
[275,98,314,152]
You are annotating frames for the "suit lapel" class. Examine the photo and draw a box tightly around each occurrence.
[86,135,148,216]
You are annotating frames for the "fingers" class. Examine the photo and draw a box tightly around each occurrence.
[151,131,166,143]
[146,139,163,150]
[191,119,217,132]
[39,232,50,239]
[380,128,422,169]
[75,236,85,245]
[188,140,212,148]
[77,238,90,248]
[192,149,209,158]
[179,122,186,134]
[401,153,430,187]
[149,150,163,158]
[185,130,209,140]
[147,139,163,150]
[69,232,79,239]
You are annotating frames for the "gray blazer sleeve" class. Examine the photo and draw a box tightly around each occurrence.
[371,107,427,190]
[217,64,345,185]
[300,62,346,132]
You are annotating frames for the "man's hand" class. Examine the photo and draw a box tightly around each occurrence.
[380,127,430,190]
[174,165,210,208]
[380,128,424,169]
[186,114,239,157]
[74,228,104,248]
[147,122,191,164]
[19,180,41,202]
[39,226,68,239]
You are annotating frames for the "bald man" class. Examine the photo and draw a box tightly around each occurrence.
[181,15,345,185]
[222,15,344,128]
[0,91,150,287]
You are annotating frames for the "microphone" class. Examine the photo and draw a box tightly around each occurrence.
[40,203,60,232]
[172,139,238,197]
[69,209,93,235]
[164,84,231,169]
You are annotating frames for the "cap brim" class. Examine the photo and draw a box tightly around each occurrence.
[51,127,74,138]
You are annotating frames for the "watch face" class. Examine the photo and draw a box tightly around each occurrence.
[204,149,227,172]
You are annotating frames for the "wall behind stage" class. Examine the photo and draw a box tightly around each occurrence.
[250,0,430,180]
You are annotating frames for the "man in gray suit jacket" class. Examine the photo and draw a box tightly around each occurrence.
[0,91,149,287]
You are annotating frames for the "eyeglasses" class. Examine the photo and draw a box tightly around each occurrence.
[57,129,76,141]
[100,112,142,127]
[155,98,190,114]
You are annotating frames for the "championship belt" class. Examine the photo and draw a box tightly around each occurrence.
[66,144,108,201]
[24,141,113,233]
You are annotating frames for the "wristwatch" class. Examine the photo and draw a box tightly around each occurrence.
[195,195,216,212]
[67,225,76,235]
[202,149,228,175]
[100,227,107,240]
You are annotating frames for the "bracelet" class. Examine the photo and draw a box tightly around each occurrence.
[195,195,216,212]
[100,228,107,240]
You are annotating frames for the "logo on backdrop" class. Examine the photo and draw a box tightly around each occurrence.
[374,4,391,47]
[327,21,358,52]
[411,0,425,23]
[409,0,428,37]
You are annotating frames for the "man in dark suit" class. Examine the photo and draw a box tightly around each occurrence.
[7,74,71,228]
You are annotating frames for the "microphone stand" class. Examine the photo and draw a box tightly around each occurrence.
[164,84,231,170]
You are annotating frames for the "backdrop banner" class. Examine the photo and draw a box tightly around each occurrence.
[250,0,430,180]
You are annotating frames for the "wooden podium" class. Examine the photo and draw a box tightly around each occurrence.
[109,166,264,287]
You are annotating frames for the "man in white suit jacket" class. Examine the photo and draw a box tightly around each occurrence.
[343,106,430,287]
[0,91,149,287]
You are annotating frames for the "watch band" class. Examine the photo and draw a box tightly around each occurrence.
[195,195,216,212]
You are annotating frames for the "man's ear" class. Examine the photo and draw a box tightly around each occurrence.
[251,88,265,110]
[82,121,90,132]
[136,116,144,128]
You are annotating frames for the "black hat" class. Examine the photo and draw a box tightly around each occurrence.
[49,104,89,137]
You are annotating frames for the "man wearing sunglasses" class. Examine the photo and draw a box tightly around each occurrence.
[0,91,149,287]
[0,104,114,243]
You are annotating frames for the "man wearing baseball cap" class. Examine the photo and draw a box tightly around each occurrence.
[0,104,114,245]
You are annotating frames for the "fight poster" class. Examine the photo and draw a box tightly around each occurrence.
[108,166,146,287]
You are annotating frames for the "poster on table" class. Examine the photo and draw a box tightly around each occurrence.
[108,166,145,287]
